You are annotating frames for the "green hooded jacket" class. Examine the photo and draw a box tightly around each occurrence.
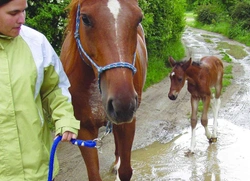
[0,25,80,181]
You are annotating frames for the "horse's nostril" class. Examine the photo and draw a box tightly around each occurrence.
[108,98,115,116]
[168,94,177,100]
[135,95,138,108]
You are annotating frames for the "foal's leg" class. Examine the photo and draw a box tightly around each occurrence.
[201,96,212,141]
[112,119,135,181]
[210,84,222,142]
[189,96,199,153]
[210,96,221,142]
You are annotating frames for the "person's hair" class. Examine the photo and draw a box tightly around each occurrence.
[0,0,12,7]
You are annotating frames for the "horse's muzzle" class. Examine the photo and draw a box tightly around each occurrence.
[168,94,177,100]
[107,95,138,124]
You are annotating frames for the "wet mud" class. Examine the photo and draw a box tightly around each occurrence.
[55,27,250,180]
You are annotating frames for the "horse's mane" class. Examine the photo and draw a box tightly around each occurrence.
[192,61,201,66]
[174,61,201,67]
[61,0,83,74]
[65,0,80,34]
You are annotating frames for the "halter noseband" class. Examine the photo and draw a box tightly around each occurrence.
[74,4,137,92]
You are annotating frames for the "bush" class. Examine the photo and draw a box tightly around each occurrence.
[195,4,219,24]
[231,2,250,30]
[139,0,186,59]
[25,0,70,54]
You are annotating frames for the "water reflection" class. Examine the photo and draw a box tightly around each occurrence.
[102,119,250,181]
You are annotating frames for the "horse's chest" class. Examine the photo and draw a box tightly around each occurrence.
[187,81,208,98]
[87,83,106,122]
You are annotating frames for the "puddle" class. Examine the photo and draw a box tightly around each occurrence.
[102,119,250,181]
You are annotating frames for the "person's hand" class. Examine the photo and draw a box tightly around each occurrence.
[61,131,77,142]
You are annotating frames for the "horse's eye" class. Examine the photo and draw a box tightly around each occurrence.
[82,14,91,26]
[178,77,182,82]
[137,16,143,26]
[139,17,143,24]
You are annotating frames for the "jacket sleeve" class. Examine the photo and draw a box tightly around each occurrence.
[39,35,80,136]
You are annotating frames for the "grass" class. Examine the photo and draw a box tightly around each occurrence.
[144,40,185,90]
[221,52,232,63]
[187,11,250,47]
[216,42,248,59]
[204,38,213,43]
[144,59,170,90]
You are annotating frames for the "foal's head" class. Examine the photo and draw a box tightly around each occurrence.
[168,57,192,100]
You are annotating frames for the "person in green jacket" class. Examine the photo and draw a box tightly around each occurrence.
[0,0,80,180]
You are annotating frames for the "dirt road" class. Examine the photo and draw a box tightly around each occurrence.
[55,27,250,180]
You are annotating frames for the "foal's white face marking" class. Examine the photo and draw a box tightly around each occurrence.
[171,72,175,77]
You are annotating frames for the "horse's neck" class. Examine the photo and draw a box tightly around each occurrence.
[185,65,201,85]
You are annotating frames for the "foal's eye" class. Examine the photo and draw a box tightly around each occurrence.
[82,14,91,26]
[177,77,183,82]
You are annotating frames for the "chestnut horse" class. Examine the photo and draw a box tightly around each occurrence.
[168,56,223,153]
[60,0,147,180]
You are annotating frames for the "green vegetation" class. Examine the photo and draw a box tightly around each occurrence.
[187,0,250,47]
[221,52,232,63]
[216,42,248,59]
[25,0,70,54]
[139,0,187,89]
[144,40,185,90]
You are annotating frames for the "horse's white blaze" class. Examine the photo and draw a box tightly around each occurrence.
[107,0,120,34]
[171,71,175,77]
[107,0,123,63]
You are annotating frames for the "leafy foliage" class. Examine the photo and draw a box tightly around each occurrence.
[25,0,70,54]
[139,0,186,60]
[231,1,250,30]
[195,4,218,24]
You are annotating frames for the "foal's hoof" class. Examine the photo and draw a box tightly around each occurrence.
[184,150,194,157]
[209,137,217,143]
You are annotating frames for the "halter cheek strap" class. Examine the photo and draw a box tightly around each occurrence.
[74,4,137,93]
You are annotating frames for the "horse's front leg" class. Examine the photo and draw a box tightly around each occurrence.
[77,126,102,181]
[201,96,213,142]
[189,96,199,153]
[112,119,135,181]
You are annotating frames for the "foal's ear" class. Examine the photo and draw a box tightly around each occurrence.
[183,57,192,70]
[168,56,176,67]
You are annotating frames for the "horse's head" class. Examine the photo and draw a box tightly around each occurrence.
[73,0,143,124]
[168,57,192,100]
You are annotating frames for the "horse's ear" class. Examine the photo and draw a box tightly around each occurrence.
[183,57,192,70]
[169,56,176,67]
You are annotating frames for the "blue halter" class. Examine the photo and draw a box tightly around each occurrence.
[74,4,137,92]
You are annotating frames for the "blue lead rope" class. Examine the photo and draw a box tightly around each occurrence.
[48,136,96,181]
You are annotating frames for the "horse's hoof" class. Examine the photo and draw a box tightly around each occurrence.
[209,137,217,143]
[109,163,118,174]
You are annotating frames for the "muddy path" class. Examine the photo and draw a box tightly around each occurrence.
[55,27,250,180]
